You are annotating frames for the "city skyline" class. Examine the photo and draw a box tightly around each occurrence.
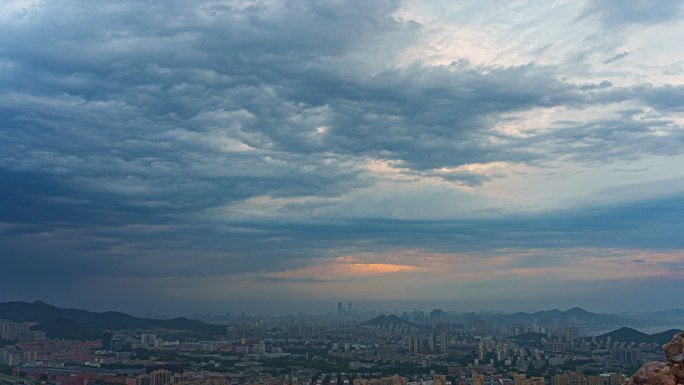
[2,0,684,313]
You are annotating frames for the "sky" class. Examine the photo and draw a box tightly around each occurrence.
[1,0,684,315]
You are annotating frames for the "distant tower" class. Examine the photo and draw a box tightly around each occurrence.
[439,332,448,353]
[338,302,343,316]
[475,319,486,334]
[347,302,352,314]
[409,336,423,354]
[564,326,579,341]
[102,331,114,350]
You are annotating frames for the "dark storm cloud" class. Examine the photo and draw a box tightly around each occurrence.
[4,177,684,281]
[1,0,684,308]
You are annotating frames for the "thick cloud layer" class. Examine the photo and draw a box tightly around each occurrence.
[1,0,683,313]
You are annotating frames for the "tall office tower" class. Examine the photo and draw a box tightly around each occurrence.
[478,341,486,360]
[475,319,486,334]
[348,302,352,314]
[465,312,476,332]
[338,302,343,316]
[439,332,448,353]
[318,326,328,340]
[288,325,299,340]
[102,331,114,350]
[429,309,445,325]
[409,336,422,354]
[226,326,238,340]
[472,374,486,385]
[564,327,579,341]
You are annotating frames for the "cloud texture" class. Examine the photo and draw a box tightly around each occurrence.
[1,0,684,313]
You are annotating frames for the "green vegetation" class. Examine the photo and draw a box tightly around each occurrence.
[524,368,548,378]
[261,356,350,372]
[557,359,594,371]
[32,317,99,340]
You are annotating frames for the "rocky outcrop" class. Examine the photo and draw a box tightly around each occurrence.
[625,333,684,385]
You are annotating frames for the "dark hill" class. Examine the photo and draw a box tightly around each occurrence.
[598,327,649,343]
[0,301,225,338]
[650,329,684,344]
[31,317,99,340]
[597,327,684,344]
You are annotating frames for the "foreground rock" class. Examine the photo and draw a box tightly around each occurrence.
[625,332,684,385]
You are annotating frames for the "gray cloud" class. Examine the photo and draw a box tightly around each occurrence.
[1,0,684,311]
[580,0,683,26]
[602,51,629,64]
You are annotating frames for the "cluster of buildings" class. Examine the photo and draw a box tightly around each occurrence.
[0,348,38,366]
[0,339,102,368]
[408,334,448,354]
[0,319,46,342]
[124,370,232,385]
[0,306,670,385]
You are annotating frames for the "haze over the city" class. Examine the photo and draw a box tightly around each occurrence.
[1,0,684,314]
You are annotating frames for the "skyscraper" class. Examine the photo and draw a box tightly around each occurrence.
[439,332,448,353]
[475,319,486,334]
[102,331,114,350]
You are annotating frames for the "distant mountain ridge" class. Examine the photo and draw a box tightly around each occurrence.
[648,309,684,320]
[494,307,624,325]
[360,314,420,328]
[0,301,225,340]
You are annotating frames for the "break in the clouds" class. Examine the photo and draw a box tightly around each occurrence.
[1,0,684,313]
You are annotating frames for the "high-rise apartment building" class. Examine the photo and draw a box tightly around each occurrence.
[141,333,157,347]
[433,375,447,385]
[514,373,526,385]
[472,374,486,385]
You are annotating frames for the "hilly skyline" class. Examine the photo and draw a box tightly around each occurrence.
[1,0,684,313]
[1,301,681,336]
